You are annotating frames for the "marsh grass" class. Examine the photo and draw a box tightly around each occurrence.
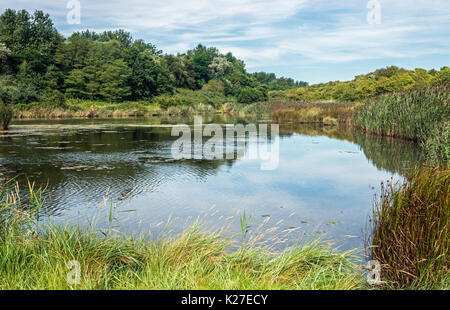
[272,107,354,125]
[0,181,365,290]
[261,100,357,125]
[13,100,158,119]
[353,86,449,141]
[423,121,450,164]
[273,108,324,124]
[369,166,450,289]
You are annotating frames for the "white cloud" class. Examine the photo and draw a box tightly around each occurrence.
[88,0,309,31]
[1,0,449,77]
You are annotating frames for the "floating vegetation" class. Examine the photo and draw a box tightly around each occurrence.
[60,165,115,171]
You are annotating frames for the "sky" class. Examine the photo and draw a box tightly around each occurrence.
[1,0,449,84]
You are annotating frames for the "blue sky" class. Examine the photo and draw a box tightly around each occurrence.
[2,0,449,84]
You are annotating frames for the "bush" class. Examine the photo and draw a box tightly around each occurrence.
[0,75,40,105]
[201,79,225,94]
[152,94,182,110]
[237,86,265,104]
[0,103,13,130]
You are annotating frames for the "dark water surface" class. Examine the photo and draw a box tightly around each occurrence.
[0,117,422,250]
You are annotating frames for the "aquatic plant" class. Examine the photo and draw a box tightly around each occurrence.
[271,103,355,124]
[272,108,323,123]
[423,121,450,164]
[369,166,450,288]
[353,85,449,142]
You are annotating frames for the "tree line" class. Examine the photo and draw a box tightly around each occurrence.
[0,9,307,107]
[273,65,449,102]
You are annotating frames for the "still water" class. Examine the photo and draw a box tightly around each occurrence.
[0,117,422,250]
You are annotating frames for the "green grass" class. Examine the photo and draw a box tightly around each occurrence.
[0,224,365,290]
[369,166,450,289]
[2,174,448,290]
[353,85,449,166]
[270,104,356,125]
[1,170,449,289]
[0,181,365,290]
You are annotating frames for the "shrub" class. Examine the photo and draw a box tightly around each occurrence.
[202,79,225,94]
[0,103,13,130]
[152,94,181,110]
[0,74,40,105]
[237,86,265,104]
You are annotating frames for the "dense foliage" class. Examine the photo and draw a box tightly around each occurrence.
[274,66,450,102]
[353,86,449,163]
[251,72,308,90]
[353,86,449,140]
[0,9,306,108]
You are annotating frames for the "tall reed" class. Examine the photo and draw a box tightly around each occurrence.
[353,86,449,141]
[369,166,450,288]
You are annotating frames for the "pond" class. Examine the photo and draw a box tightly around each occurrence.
[0,117,423,250]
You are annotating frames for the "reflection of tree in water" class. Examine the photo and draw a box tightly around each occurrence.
[279,124,423,175]
[0,121,423,218]
[279,123,340,138]
[0,126,237,216]
[348,131,422,175]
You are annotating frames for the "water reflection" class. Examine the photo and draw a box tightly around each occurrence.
[0,118,423,250]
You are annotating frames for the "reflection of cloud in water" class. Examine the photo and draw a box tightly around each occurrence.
[0,121,422,250]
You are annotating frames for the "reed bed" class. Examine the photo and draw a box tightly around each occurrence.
[369,166,450,289]
[273,108,324,124]
[423,121,450,164]
[239,100,355,116]
[272,105,355,125]
[353,86,449,142]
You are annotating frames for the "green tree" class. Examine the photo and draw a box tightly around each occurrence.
[433,66,450,85]
[65,69,85,98]
[98,59,131,102]
[237,86,265,104]
[209,56,232,78]
[164,54,195,89]
[186,44,219,88]
[0,9,62,68]
[0,43,12,74]
[126,41,173,100]
[202,79,225,94]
